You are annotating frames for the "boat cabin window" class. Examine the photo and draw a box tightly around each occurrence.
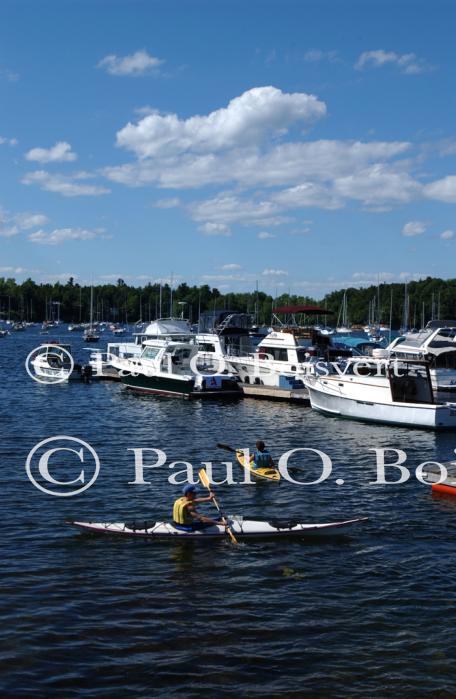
[142,346,160,359]
[428,328,456,348]
[296,348,311,363]
[258,347,288,361]
[172,348,192,360]
[431,352,456,369]
[198,343,216,353]
[389,362,433,404]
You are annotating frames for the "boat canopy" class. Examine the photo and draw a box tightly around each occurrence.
[272,305,333,315]
[141,318,192,337]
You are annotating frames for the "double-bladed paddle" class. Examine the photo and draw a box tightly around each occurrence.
[198,467,238,545]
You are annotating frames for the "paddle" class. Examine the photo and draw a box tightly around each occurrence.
[216,442,238,453]
[198,468,238,545]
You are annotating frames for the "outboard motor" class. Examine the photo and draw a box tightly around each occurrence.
[82,364,93,383]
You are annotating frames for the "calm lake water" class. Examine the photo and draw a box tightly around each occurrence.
[1,329,456,698]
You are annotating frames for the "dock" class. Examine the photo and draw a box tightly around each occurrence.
[240,383,310,403]
[88,366,121,381]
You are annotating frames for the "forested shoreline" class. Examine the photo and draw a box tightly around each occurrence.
[1,275,456,327]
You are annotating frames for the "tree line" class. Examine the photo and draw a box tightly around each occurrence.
[1,275,456,328]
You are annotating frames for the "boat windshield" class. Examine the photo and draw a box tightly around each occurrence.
[142,346,161,360]
[198,343,216,353]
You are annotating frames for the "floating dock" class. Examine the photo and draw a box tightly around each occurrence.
[90,366,121,381]
[240,383,310,403]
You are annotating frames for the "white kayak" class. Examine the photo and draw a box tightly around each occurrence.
[68,517,368,540]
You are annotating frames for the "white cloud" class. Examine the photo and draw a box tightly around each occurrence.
[0,208,50,237]
[190,194,286,228]
[262,268,288,276]
[355,50,431,75]
[289,227,311,236]
[97,50,164,76]
[22,170,110,197]
[198,222,231,236]
[0,136,18,146]
[440,229,454,240]
[303,49,339,63]
[115,86,326,158]
[273,182,342,209]
[334,165,421,206]
[402,221,426,236]
[221,263,242,270]
[14,213,50,229]
[28,228,103,245]
[104,138,411,192]
[153,197,181,208]
[0,225,18,238]
[258,231,275,239]
[352,272,396,282]
[25,141,77,163]
[0,67,19,82]
[424,176,456,203]
[0,266,31,274]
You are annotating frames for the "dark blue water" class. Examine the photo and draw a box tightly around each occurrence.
[2,330,456,698]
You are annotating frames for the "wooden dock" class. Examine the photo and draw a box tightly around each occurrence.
[240,383,310,403]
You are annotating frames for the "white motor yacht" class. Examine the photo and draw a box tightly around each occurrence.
[304,355,456,429]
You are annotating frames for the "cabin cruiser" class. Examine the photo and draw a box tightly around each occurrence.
[304,355,456,429]
[386,321,456,391]
[115,338,240,397]
[89,318,193,376]
[224,305,350,389]
[226,327,354,389]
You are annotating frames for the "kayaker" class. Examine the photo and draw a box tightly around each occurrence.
[250,440,275,470]
[172,484,221,530]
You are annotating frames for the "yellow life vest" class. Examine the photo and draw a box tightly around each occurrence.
[173,496,193,525]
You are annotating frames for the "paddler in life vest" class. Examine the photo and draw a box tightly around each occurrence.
[172,484,221,530]
[250,440,275,470]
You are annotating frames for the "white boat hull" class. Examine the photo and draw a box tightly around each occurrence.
[305,378,456,429]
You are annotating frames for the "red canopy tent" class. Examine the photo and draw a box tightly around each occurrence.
[272,305,333,315]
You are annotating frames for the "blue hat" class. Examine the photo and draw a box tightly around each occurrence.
[183,484,197,495]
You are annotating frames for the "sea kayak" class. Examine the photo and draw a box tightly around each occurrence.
[236,449,281,482]
[68,517,368,540]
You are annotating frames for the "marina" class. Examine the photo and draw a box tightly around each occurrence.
[3,325,456,698]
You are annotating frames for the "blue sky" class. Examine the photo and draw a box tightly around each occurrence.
[1,0,456,298]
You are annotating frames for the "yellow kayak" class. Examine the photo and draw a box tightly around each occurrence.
[236,449,281,482]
